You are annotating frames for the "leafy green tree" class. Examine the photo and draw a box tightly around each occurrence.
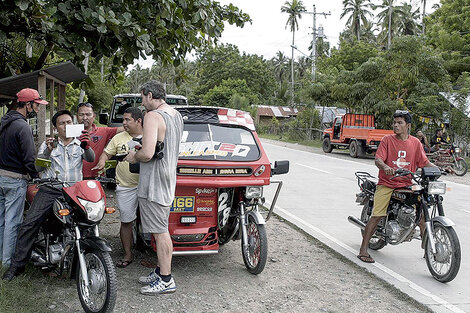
[202,78,257,107]
[340,0,374,41]
[194,44,276,104]
[0,0,250,78]
[426,0,470,81]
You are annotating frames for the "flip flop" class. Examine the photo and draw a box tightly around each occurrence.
[357,254,375,263]
[116,259,133,268]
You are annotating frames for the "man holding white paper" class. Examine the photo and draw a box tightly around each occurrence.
[3,110,94,281]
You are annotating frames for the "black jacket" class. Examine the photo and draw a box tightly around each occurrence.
[0,110,38,178]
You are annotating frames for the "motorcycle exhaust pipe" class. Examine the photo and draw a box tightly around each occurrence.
[31,250,47,265]
[348,216,366,230]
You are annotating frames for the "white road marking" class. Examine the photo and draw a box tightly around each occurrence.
[265,200,466,313]
[297,163,332,175]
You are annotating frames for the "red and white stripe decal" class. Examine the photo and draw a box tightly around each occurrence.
[217,108,255,131]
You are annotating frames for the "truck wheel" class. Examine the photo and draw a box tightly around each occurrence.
[322,138,333,153]
[349,141,358,158]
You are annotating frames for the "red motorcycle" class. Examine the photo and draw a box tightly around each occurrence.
[26,159,117,313]
[427,144,468,176]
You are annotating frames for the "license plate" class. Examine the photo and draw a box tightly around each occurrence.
[170,196,195,212]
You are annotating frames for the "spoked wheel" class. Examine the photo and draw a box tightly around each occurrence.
[77,250,117,313]
[360,203,386,250]
[424,222,461,283]
[453,159,468,176]
[241,215,268,275]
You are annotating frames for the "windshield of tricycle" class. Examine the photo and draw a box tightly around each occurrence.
[179,123,261,161]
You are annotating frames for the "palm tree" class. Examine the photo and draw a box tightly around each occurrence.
[281,0,306,104]
[340,0,373,41]
[272,51,288,89]
[375,0,405,49]
[398,3,420,36]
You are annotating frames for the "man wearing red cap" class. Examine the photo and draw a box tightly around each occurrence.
[0,88,47,268]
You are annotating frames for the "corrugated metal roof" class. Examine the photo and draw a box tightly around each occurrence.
[0,62,87,98]
[271,107,283,117]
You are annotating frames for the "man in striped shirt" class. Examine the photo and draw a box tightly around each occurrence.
[3,110,94,281]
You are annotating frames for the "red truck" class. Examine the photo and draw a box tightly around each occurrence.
[322,113,394,158]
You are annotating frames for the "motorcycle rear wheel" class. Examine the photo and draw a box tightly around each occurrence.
[453,159,468,176]
[360,203,386,250]
[424,222,461,283]
[77,249,117,313]
[241,215,268,275]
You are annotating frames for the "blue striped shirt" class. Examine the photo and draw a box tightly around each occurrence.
[38,138,84,184]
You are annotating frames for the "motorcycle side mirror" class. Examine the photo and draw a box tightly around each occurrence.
[271,160,289,176]
[35,158,51,169]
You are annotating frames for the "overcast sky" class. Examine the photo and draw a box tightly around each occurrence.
[132,0,440,69]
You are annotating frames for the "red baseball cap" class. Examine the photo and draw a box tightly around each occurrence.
[16,88,48,105]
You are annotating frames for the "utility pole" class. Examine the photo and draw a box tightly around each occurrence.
[304,5,330,81]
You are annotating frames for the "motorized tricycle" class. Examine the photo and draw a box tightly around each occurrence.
[427,144,468,176]
[25,159,117,313]
[131,106,289,274]
[349,167,461,282]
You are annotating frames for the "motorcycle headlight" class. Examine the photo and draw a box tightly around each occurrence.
[78,198,105,222]
[428,182,446,195]
[246,186,263,199]
[454,148,461,153]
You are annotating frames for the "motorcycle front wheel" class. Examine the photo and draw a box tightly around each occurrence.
[424,222,461,283]
[453,159,468,176]
[360,203,386,250]
[241,215,268,275]
[77,249,117,313]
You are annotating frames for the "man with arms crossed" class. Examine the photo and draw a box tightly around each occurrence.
[358,110,435,263]
[125,80,183,295]
[93,107,143,268]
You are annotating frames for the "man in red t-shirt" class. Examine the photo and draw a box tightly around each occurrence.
[357,110,435,263]
[77,102,124,179]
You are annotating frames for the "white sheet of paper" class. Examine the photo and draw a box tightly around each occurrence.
[66,124,84,138]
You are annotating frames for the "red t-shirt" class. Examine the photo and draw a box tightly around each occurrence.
[83,124,118,178]
[376,134,429,188]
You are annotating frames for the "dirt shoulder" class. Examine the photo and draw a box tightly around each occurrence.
[2,201,430,313]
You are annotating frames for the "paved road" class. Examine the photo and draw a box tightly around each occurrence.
[262,140,470,313]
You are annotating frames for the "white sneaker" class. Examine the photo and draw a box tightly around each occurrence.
[138,269,160,285]
[140,277,176,295]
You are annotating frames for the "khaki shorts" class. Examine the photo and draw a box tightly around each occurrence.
[372,185,394,217]
[115,185,138,223]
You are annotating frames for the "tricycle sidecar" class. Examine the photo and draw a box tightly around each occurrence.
[141,106,288,274]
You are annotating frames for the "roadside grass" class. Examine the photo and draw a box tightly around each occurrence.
[0,266,62,313]
[259,133,323,149]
